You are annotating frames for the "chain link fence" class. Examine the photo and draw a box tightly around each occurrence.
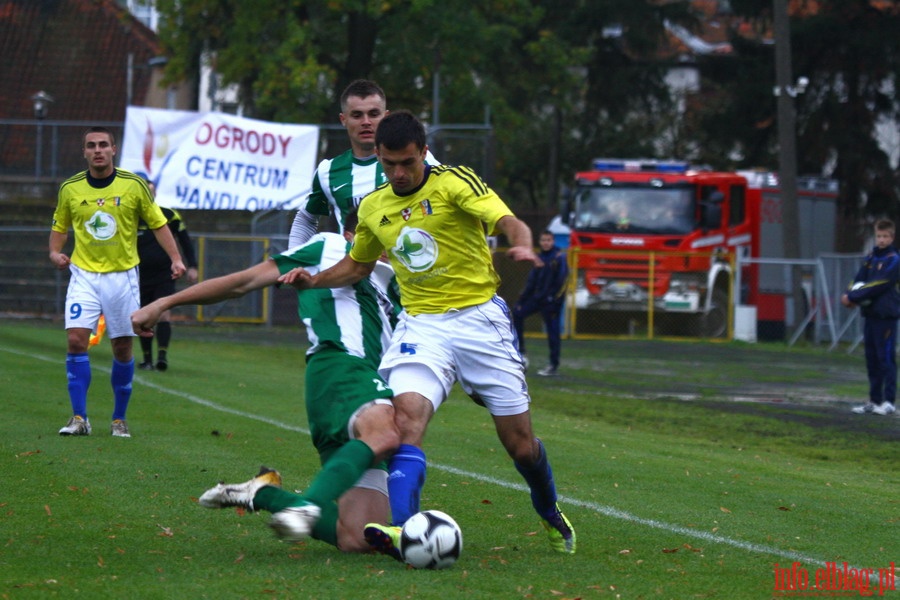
[0,119,124,180]
[564,247,734,340]
[0,225,869,352]
[733,252,866,350]
[0,119,495,182]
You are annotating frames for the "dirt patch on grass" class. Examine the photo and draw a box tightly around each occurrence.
[559,339,900,441]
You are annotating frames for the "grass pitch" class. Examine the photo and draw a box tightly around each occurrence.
[1,319,896,599]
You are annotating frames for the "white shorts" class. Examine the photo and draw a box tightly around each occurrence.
[379,296,530,417]
[65,265,141,339]
[353,469,388,495]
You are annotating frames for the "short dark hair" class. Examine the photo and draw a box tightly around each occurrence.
[375,110,426,152]
[875,219,895,235]
[82,126,116,147]
[340,79,386,112]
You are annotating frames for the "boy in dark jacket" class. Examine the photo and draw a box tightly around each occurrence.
[513,230,569,376]
[842,219,900,416]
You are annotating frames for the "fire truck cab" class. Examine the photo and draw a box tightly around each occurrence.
[563,158,837,338]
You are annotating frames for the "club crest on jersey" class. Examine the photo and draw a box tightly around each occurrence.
[420,199,433,216]
[401,208,412,221]
[391,226,438,273]
[85,210,117,241]
[96,198,105,207]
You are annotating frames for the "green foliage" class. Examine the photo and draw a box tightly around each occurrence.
[696,1,900,245]
[1,320,897,598]
[152,1,900,237]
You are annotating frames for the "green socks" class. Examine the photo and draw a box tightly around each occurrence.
[251,439,376,548]
[304,439,375,507]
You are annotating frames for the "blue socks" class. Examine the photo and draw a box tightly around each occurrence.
[387,444,427,525]
[66,354,134,421]
[111,358,134,421]
[66,352,91,418]
[514,438,559,519]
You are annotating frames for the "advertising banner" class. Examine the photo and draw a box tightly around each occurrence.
[120,106,318,211]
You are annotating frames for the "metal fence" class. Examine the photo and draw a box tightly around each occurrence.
[0,224,869,351]
[734,252,866,350]
[563,248,734,340]
[820,253,867,351]
[1,228,532,329]
[0,119,124,180]
[0,228,301,325]
[0,119,495,182]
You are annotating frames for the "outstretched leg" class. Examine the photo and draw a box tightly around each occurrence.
[494,412,576,554]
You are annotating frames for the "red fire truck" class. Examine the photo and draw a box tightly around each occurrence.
[564,159,838,338]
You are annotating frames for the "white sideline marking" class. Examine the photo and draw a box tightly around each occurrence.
[7,346,869,574]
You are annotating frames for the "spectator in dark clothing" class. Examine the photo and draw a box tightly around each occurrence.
[513,230,569,376]
[137,191,198,371]
[842,218,900,416]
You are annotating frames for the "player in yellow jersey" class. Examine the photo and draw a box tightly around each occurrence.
[49,127,186,438]
[281,111,575,558]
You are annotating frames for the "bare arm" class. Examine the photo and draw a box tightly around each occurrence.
[150,225,187,279]
[132,260,280,334]
[496,215,541,265]
[278,253,376,290]
[48,230,71,270]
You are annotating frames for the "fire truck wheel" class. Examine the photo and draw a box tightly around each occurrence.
[699,288,729,338]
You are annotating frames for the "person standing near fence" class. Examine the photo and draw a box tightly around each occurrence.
[288,79,436,247]
[513,229,568,376]
[137,180,199,372]
[842,218,900,416]
[49,126,186,437]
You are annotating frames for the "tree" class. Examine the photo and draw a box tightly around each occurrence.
[703,0,900,251]
[154,0,900,244]
[153,0,692,211]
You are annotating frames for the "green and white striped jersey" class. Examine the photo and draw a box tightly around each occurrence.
[272,232,399,367]
[289,150,437,247]
[305,151,385,233]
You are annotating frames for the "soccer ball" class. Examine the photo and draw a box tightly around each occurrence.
[399,510,463,569]
[850,281,872,307]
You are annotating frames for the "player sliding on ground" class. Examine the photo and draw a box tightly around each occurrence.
[131,212,401,552]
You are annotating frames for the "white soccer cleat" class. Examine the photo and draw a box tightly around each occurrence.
[269,504,322,541]
[851,403,876,414]
[872,402,896,416]
[110,419,131,438]
[198,466,282,510]
[59,416,91,436]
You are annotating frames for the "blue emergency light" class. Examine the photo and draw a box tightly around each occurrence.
[592,158,689,173]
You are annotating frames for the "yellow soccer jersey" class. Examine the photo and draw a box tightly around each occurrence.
[52,169,167,272]
[351,165,513,315]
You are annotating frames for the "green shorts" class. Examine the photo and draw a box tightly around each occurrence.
[305,349,393,466]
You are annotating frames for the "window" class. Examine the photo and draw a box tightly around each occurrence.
[729,184,745,226]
